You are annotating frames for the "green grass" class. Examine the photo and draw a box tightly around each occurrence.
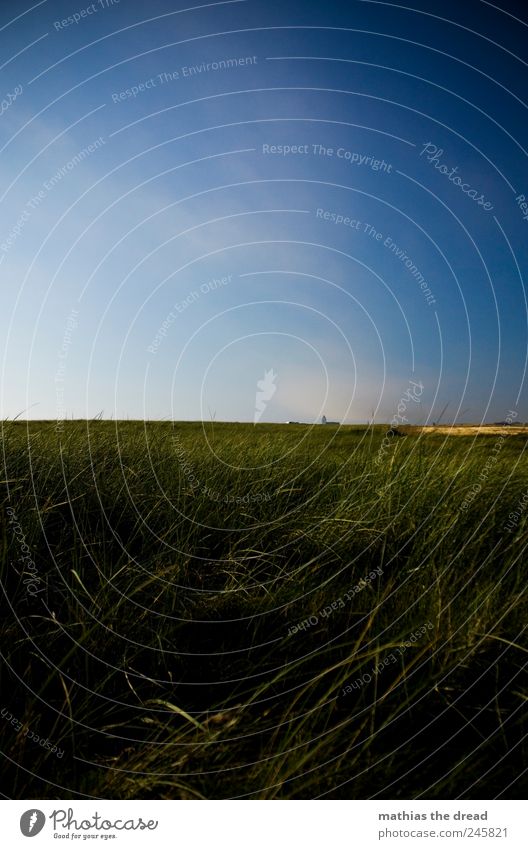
[1,420,527,798]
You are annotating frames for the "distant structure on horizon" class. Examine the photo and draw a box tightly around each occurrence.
[321,415,340,425]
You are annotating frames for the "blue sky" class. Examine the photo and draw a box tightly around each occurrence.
[1,0,527,423]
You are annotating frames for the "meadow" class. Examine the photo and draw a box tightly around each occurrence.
[1,420,527,799]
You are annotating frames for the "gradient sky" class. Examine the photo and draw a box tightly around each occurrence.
[1,0,527,423]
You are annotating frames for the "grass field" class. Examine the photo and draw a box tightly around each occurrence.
[1,420,527,799]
